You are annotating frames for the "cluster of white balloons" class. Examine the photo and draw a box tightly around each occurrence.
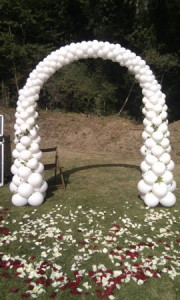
[10,40,176,206]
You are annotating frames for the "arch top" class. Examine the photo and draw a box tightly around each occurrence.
[11,40,176,207]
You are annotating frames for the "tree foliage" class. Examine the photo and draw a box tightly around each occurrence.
[0,0,179,121]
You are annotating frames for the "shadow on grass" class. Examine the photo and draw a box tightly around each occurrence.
[45,163,140,201]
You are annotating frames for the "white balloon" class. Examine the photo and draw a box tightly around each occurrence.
[143,170,158,185]
[138,179,152,194]
[157,123,168,134]
[18,166,32,180]
[33,136,41,144]
[153,104,163,114]
[11,164,18,175]
[142,131,150,140]
[26,117,35,127]
[9,182,18,193]
[12,149,20,159]
[160,192,176,207]
[145,154,158,166]
[152,116,162,126]
[145,102,153,111]
[34,162,44,173]
[149,95,159,104]
[151,145,164,157]
[19,150,32,161]
[152,161,166,176]
[144,193,159,207]
[23,88,36,97]
[20,123,31,132]
[28,173,43,188]
[146,111,156,120]
[28,192,44,206]
[26,96,36,105]
[15,129,21,136]
[38,181,48,193]
[142,97,148,104]
[12,194,28,206]
[159,111,167,120]
[140,194,145,201]
[166,160,175,171]
[30,142,39,153]
[143,118,151,126]
[29,128,38,138]
[14,124,20,131]
[16,117,24,125]
[140,161,151,173]
[145,125,154,134]
[26,158,39,169]
[12,174,22,186]
[20,111,29,120]
[162,170,173,185]
[167,180,176,192]
[14,137,19,144]
[18,183,34,198]
[142,107,147,116]
[26,106,35,115]
[151,131,163,142]
[165,130,170,138]
[165,145,171,153]
[33,151,42,161]
[33,112,39,119]
[16,143,26,152]
[160,138,170,149]
[162,104,168,111]
[20,136,32,146]
[21,100,29,109]
[152,182,168,198]
[38,73,49,81]
[14,158,22,168]
[145,138,156,149]
[140,145,148,156]
[159,153,171,165]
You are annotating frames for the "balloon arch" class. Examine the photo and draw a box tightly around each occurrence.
[10,40,176,207]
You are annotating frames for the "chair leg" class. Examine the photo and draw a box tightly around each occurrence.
[60,169,65,189]
[55,169,57,184]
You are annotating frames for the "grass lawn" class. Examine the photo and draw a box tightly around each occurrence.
[0,151,180,299]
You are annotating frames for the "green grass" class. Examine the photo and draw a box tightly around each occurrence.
[0,153,180,300]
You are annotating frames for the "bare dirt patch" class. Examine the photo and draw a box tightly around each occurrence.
[1,107,180,163]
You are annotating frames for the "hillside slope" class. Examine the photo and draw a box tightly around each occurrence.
[1,108,180,162]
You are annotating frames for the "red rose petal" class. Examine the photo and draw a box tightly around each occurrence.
[2,272,11,278]
[21,292,31,298]
[9,288,19,293]
[78,241,89,245]
[28,284,34,290]
[147,242,154,248]
[56,276,64,282]
[24,278,32,283]
[28,256,35,260]
[0,227,9,235]
[164,256,173,260]
[50,292,57,298]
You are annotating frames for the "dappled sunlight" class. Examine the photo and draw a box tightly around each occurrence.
[0,202,179,298]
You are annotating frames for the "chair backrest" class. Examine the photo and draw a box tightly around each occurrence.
[41,147,59,166]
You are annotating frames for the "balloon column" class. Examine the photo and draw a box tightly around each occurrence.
[10,41,176,207]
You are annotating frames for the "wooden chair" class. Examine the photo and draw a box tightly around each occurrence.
[41,147,65,189]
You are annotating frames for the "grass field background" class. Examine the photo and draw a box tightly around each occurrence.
[0,149,179,299]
